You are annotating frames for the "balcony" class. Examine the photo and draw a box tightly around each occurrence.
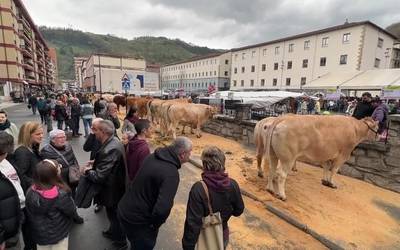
[24,59,34,66]
[20,45,33,58]
[19,30,32,45]
[36,59,44,67]
[22,63,34,71]
[18,16,30,30]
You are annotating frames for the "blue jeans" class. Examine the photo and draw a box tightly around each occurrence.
[83,118,92,136]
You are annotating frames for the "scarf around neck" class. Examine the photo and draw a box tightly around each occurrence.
[0,120,11,131]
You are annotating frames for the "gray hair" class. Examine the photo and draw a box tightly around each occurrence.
[98,120,115,136]
[49,129,65,140]
[0,131,14,155]
[201,146,226,172]
[171,136,192,154]
[92,117,103,124]
[107,103,117,111]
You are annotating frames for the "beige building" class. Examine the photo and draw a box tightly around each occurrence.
[80,53,159,93]
[160,52,231,92]
[74,56,86,87]
[0,0,57,99]
[230,21,399,91]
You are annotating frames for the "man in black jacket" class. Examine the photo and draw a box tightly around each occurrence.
[118,136,193,250]
[352,92,374,120]
[82,120,127,248]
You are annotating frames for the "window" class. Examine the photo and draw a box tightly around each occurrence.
[374,58,380,68]
[241,80,244,86]
[210,71,212,76]
[251,65,255,72]
[340,55,348,65]
[304,40,310,50]
[274,63,278,70]
[288,43,294,53]
[273,78,277,86]
[235,54,238,61]
[301,77,306,86]
[242,53,246,60]
[322,37,329,47]
[342,33,350,43]
[250,80,254,87]
[286,78,291,86]
[302,59,308,68]
[378,38,384,48]
[241,67,245,73]
[214,71,217,76]
[275,46,280,55]
[224,71,228,76]
[233,80,237,87]
[205,72,208,76]
[287,61,292,69]
[225,59,229,64]
[320,57,326,66]
[261,79,265,86]
[261,64,266,71]
[263,49,267,56]
[252,51,256,58]
[234,67,237,74]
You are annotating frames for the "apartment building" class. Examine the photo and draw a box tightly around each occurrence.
[0,0,57,99]
[230,21,399,91]
[160,52,231,92]
[80,53,159,93]
[74,56,86,87]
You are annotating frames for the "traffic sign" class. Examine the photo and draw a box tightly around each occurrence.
[121,73,131,91]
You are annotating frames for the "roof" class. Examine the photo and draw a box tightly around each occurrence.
[303,69,400,90]
[162,52,225,67]
[231,21,398,52]
[88,53,145,61]
[14,0,48,50]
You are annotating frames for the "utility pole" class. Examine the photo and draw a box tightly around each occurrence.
[98,55,102,95]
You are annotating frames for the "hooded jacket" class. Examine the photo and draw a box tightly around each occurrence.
[182,178,244,250]
[25,186,77,245]
[126,136,150,181]
[118,146,181,228]
[372,103,389,133]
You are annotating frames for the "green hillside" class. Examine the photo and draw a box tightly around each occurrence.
[386,22,400,39]
[39,27,222,81]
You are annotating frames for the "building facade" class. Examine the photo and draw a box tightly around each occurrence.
[160,52,231,93]
[80,53,159,93]
[230,21,399,91]
[0,0,57,100]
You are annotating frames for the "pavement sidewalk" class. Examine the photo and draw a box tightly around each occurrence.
[0,101,22,110]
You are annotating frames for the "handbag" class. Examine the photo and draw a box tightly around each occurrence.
[27,104,31,109]
[195,181,224,250]
[49,144,81,184]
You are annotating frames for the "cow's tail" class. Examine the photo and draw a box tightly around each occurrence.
[264,116,284,163]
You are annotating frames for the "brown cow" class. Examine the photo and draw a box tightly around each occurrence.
[264,115,378,201]
[126,96,153,118]
[113,94,126,111]
[164,103,215,139]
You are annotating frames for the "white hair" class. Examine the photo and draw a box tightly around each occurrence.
[171,136,192,154]
[49,129,65,140]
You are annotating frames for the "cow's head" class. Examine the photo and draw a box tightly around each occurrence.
[362,117,379,140]
[208,106,219,118]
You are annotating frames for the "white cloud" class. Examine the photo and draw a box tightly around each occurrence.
[22,0,399,49]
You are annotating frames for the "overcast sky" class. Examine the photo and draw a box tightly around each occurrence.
[22,0,399,49]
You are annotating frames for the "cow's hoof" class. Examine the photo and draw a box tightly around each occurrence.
[321,180,337,189]
[257,172,264,178]
[292,167,298,172]
[267,189,275,195]
[196,135,202,138]
[276,194,287,201]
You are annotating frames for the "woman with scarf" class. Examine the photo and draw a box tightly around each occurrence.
[121,107,139,135]
[182,146,244,250]
[0,110,18,146]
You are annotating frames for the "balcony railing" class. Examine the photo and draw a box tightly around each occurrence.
[18,16,30,30]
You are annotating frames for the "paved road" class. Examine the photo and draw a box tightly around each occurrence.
[6,104,324,250]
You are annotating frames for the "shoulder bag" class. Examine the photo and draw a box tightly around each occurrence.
[49,144,81,184]
[195,181,224,250]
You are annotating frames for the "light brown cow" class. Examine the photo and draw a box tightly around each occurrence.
[164,103,215,139]
[126,96,153,118]
[264,115,378,201]
[148,98,191,126]
[254,117,276,178]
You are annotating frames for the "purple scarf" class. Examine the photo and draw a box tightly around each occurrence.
[201,170,231,192]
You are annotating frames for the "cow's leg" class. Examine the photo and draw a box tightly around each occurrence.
[275,160,295,201]
[172,123,177,140]
[321,162,332,187]
[266,153,278,195]
[326,157,348,189]
[291,163,298,172]
[196,123,201,138]
[181,125,186,135]
[256,148,263,178]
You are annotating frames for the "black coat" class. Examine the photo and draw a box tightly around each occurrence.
[10,145,42,192]
[118,146,181,229]
[182,179,244,250]
[83,134,102,160]
[352,101,374,120]
[25,187,77,245]
[0,172,21,245]
[40,142,78,184]
[70,103,81,118]
[54,104,67,121]
[86,136,126,207]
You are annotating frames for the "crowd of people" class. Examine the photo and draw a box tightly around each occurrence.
[0,92,245,250]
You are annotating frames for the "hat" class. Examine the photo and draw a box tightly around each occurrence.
[49,129,65,140]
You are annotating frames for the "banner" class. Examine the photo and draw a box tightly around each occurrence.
[381,85,400,99]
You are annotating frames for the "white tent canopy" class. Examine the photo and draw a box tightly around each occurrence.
[303,69,400,90]
[209,90,305,108]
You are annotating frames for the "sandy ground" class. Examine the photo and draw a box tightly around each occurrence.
[150,130,400,250]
